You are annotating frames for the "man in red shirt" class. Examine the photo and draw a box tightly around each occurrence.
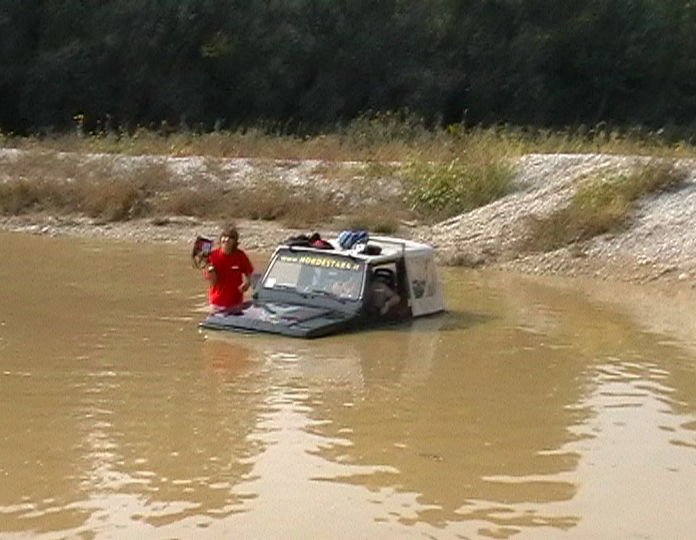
[204,224,254,311]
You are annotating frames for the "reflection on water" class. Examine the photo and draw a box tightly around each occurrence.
[1,232,696,538]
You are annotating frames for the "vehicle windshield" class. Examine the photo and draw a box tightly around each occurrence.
[262,250,365,301]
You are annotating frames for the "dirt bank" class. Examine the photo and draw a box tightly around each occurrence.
[415,153,696,287]
[2,151,696,289]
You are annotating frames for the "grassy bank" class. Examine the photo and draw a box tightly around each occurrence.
[2,118,695,233]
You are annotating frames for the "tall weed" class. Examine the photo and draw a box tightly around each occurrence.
[0,180,42,214]
[10,121,696,161]
[79,178,143,221]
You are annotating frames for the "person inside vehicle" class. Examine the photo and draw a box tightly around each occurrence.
[368,269,400,316]
[204,224,254,312]
[331,273,362,299]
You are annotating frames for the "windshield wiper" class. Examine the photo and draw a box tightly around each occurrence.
[273,283,296,291]
[272,283,312,299]
[310,288,347,303]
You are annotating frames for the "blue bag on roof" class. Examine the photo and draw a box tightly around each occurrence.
[338,229,369,249]
[337,230,351,247]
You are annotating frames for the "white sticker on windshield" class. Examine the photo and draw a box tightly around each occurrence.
[264,277,277,288]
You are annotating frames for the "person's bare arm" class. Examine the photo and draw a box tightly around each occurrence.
[205,264,217,284]
[239,272,251,292]
[380,287,401,315]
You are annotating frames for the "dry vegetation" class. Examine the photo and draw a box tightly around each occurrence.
[2,119,696,242]
[522,161,689,253]
[5,113,696,162]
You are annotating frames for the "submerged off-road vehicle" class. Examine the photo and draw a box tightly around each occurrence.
[199,234,444,338]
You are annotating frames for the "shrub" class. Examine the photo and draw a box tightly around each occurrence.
[0,180,42,214]
[180,176,343,227]
[79,179,144,221]
[131,162,173,195]
[402,158,514,220]
[155,186,222,217]
[343,110,430,148]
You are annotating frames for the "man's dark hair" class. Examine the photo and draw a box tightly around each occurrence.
[221,224,238,239]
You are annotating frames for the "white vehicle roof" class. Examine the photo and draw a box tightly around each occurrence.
[276,235,436,264]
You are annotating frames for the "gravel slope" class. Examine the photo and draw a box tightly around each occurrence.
[413,153,696,286]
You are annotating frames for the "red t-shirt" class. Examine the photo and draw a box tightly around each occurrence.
[207,248,254,307]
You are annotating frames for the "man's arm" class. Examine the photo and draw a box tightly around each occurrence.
[380,286,401,315]
[239,272,251,292]
[205,264,217,284]
[239,251,254,292]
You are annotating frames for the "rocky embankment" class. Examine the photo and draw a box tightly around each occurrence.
[2,150,696,288]
[417,153,696,286]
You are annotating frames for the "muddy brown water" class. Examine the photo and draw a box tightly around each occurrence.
[1,231,695,539]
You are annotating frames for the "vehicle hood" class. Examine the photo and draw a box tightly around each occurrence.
[199,301,358,338]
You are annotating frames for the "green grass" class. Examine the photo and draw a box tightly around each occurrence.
[401,158,515,221]
[523,161,689,252]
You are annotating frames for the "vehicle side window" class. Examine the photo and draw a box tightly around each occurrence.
[407,256,437,299]
[373,267,397,289]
